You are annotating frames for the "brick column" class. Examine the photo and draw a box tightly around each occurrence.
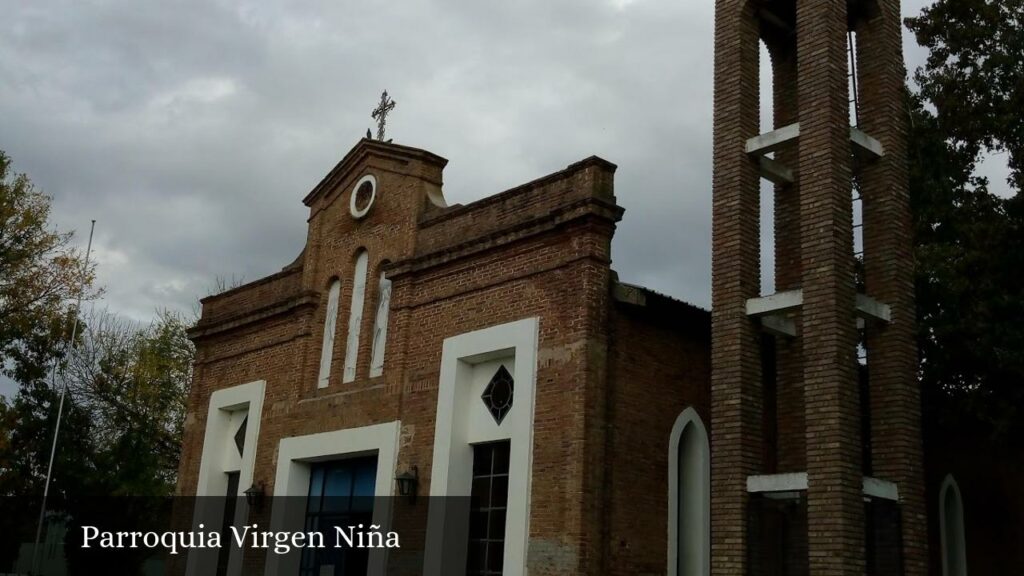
[768,38,807,474]
[710,2,763,575]
[856,1,929,573]
[795,0,865,574]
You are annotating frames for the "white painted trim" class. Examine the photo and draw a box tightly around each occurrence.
[862,476,899,501]
[187,380,265,576]
[746,472,808,493]
[264,421,401,576]
[939,474,968,576]
[349,173,377,219]
[423,317,539,576]
[667,407,710,576]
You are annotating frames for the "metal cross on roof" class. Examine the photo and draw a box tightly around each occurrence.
[371,90,396,141]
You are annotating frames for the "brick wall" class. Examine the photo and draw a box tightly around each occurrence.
[604,288,710,576]
[924,433,1024,575]
[178,139,717,575]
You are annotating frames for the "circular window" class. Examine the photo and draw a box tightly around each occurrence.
[349,174,377,219]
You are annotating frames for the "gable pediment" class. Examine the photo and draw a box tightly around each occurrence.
[302,138,448,208]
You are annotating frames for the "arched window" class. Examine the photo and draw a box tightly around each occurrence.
[940,474,968,576]
[369,270,391,378]
[317,278,341,388]
[668,407,710,576]
[343,250,369,383]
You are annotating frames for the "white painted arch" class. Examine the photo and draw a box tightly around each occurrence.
[667,407,710,576]
[939,474,968,576]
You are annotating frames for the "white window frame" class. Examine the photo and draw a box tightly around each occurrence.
[187,380,265,576]
[264,421,401,576]
[423,317,539,576]
[350,174,377,219]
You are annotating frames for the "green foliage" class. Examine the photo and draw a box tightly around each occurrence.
[60,309,194,495]
[0,381,97,497]
[906,0,1024,444]
[0,309,193,560]
[906,0,1024,190]
[0,151,98,383]
[907,92,1024,443]
[0,150,191,502]
[113,309,192,492]
[0,381,98,566]
[0,309,193,572]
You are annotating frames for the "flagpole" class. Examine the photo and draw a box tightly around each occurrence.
[30,219,96,576]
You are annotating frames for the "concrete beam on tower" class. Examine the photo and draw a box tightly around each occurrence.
[761,315,797,337]
[746,289,803,317]
[850,127,884,160]
[745,123,801,156]
[855,293,891,323]
[757,156,795,185]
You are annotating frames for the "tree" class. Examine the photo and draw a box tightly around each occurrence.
[0,380,98,569]
[0,310,193,572]
[60,309,194,495]
[0,309,194,496]
[903,3,1024,442]
[909,0,1019,190]
[905,0,1024,191]
[0,151,98,384]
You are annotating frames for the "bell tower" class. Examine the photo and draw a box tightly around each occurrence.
[709,0,926,574]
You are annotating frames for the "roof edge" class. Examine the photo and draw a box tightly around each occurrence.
[303,138,449,206]
[418,154,618,228]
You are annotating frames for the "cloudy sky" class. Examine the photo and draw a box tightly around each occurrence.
[0,0,1010,397]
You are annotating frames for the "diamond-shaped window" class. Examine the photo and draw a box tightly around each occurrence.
[234,415,248,457]
[482,365,514,425]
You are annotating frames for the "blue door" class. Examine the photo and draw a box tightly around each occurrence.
[301,456,377,575]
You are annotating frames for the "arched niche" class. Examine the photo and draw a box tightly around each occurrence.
[939,474,968,576]
[667,407,710,576]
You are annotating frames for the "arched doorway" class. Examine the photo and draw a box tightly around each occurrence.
[940,474,968,576]
[668,407,710,576]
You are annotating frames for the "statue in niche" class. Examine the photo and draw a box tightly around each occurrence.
[318,280,341,386]
[370,273,391,376]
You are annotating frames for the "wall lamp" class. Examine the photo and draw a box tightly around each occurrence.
[244,482,266,511]
[395,466,419,504]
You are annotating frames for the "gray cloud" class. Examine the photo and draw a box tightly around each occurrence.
[0,0,959,370]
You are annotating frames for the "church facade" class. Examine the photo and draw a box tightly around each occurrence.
[173,0,1024,573]
[176,139,712,575]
